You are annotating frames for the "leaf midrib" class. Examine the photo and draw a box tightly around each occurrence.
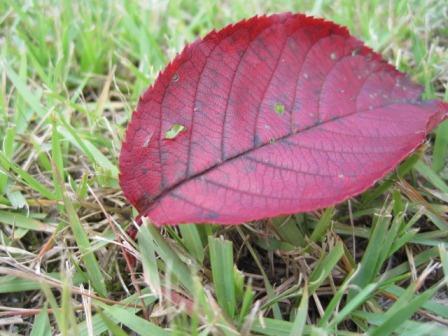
[140,99,420,214]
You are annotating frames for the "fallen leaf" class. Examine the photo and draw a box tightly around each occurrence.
[119,13,448,225]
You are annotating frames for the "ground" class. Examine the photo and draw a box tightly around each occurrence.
[0,0,447,335]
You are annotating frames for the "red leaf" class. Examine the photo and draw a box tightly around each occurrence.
[119,13,448,226]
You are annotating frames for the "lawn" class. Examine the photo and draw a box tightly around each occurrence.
[1,0,448,335]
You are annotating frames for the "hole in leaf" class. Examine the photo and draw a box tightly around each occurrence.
[142,132,153,147]
[274,102,285,115]
[164,124,186,140]
[352,46,362,56]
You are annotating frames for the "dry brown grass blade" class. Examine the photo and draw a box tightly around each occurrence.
[397,179,448,223]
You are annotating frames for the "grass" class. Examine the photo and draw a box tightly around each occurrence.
[0,0,447,335]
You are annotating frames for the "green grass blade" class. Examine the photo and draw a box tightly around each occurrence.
[0,210,54,232]
[2,61,46,116]
[54,163,107,296]
[77,289,157,335]
[310,207,334,242]
[58,122,118,177]
[30,304,51,336]
[179,224,205,263]
[319,268,358,327]
[432,120,448,172]
[309,241,344,294]
[349,209,392,299]
[0,152,56,200]
[98,312,129,336]
[369,285,440,336]
[208,236,236,318]
[289,284,308,336]
[138,224,161,296]
[384,284,448,318]
[0,127,15,194]
[146,223,194,292]
[40,282,65,335]
[272,215,306,247]
[414,160,448,193]
[328,283,377,327]
[98,302,170,336]
[51,118,64,200]
[237,281,255,324]
[439,244,448,283]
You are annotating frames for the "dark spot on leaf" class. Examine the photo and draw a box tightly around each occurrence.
[205,211,220,220]
[351,46,362,56]
[287,38,298,52]
[136,192,154,210]
[244,159,256,173]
